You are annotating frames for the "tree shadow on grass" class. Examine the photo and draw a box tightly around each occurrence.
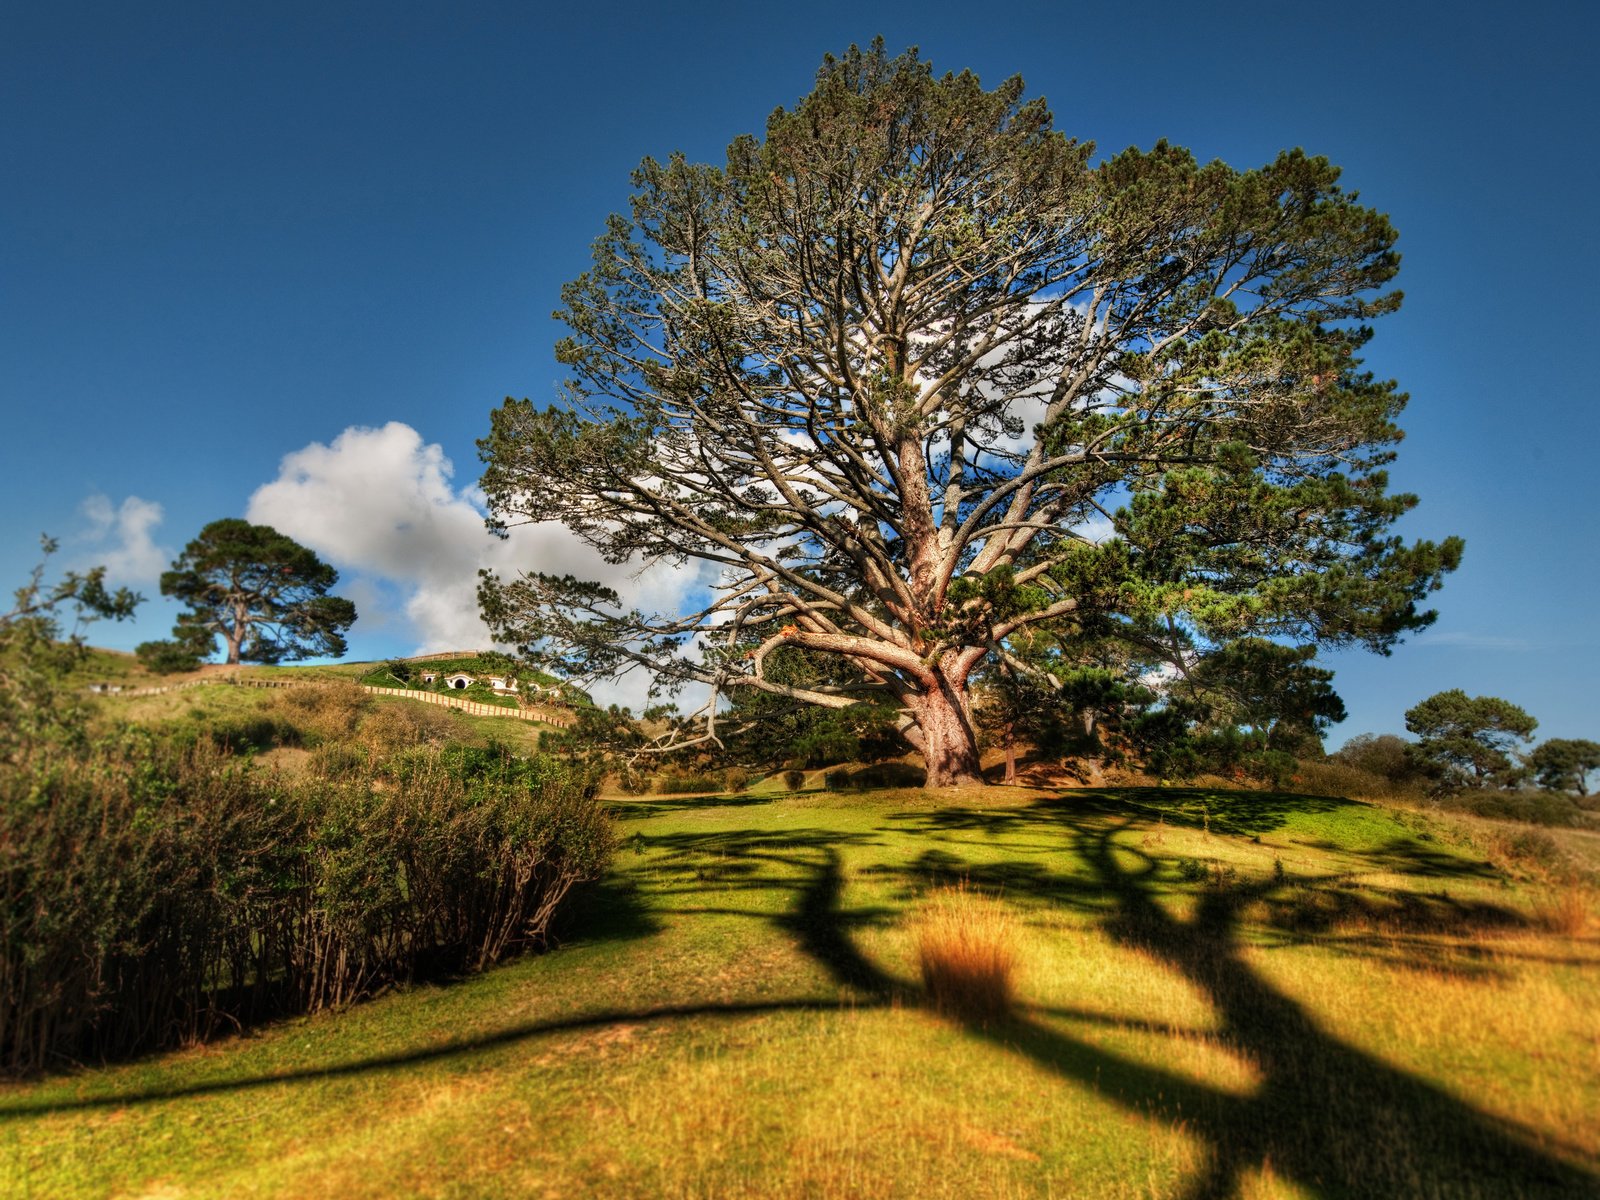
[606,792,779,818]
[8,792,1595,1198]
[546,874,663,948]
[1047,814,1599,1198]
[851,803,1597,1198]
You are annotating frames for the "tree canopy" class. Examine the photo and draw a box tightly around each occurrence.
[1528,738,1600,797]
[146,519,356,667]
[478,42,1461,786]
[2,536,140,760]
[1404,689,1537,788]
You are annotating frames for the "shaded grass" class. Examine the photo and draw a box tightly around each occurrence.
[3,786,1597,1198]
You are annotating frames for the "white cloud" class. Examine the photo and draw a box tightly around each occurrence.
[75,493,169,585]
[246,422,714,710]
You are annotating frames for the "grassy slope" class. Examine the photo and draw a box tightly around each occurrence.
[3,786,1597,1199]
[87,672,557,757]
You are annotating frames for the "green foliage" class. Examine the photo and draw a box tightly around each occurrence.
[0,733,613,1074]
[1332,733,1428,786]
[539,703,645,767]
[0,537,140,761]
[1432,788,1589,828]
[715,646,903,770]
[135,619,214,675]
[655,772,723,795]
[1175,857,1209,882]
[1404,690,1538,788]
[848,761,927,789]
[159,519,357,666]
[1182,639,1345,757]
[1527,738,1600,797]
[475,41,1461,787]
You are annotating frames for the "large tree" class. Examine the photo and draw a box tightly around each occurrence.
[153,519,357,666]
[478,43,1461,787]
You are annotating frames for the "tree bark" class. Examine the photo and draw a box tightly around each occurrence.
[908,678,984,788]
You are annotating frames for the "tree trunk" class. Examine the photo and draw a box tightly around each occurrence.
[911,682,984,788]
[224,595,249,666]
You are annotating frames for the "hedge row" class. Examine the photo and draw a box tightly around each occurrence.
[0,734,613,1074]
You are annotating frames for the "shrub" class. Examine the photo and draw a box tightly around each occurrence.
[356,700,458,755]
[1333,733,1427,785]
[916,882,1016,1026]
[1294,758,1429,803]
[656,772,722,795]
[308,740,368,776]
[205,713,297,754]
[849,761,925,789]
[1436,788,1588,828]
[823,768,852,791]
[0,734,612,1074]
[723,767,751,793]
[616,766,653,795]
[783,768,806,791]
[271,680,369,743]
[135,638,202,674]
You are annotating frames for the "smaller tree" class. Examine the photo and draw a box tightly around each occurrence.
[1404,690,1537,788]
[1182,639,1346,758]
[1332,733,1427,785]
[1527,738,1600,797]
[1,536,141,759]
[150,519,357,666]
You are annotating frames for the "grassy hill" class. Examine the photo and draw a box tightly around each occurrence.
[4,783,1596,1198]
[84,667,560,760]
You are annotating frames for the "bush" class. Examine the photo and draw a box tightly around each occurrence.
[135,639,202,674]
[0,734,613,1074]
[849,761,925,789]
[1176,857,1208,882]
[783,768,807,791]
[1294,758,1429,803]
[616,766,654,795]
[356,700,459,755]
[205,713,298,754]
[1436,788,1589,828]
[823,768,852,791]
[271,680,369,743]
[722,767,751,793]
[1333,733,1427,785]
[656,772,722,795]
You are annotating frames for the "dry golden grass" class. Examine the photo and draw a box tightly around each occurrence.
[1533,881,1594,935]
[916,881,1018,1026]
[355,696,461,754]
[271,678,369,741]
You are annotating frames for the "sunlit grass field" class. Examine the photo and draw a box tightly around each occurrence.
[3,784,1596,1198]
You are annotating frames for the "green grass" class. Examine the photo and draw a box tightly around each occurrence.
[92,673,563,758]
[3,785,1597,1198]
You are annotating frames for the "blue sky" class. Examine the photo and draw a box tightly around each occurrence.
[2,2,1595,742]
